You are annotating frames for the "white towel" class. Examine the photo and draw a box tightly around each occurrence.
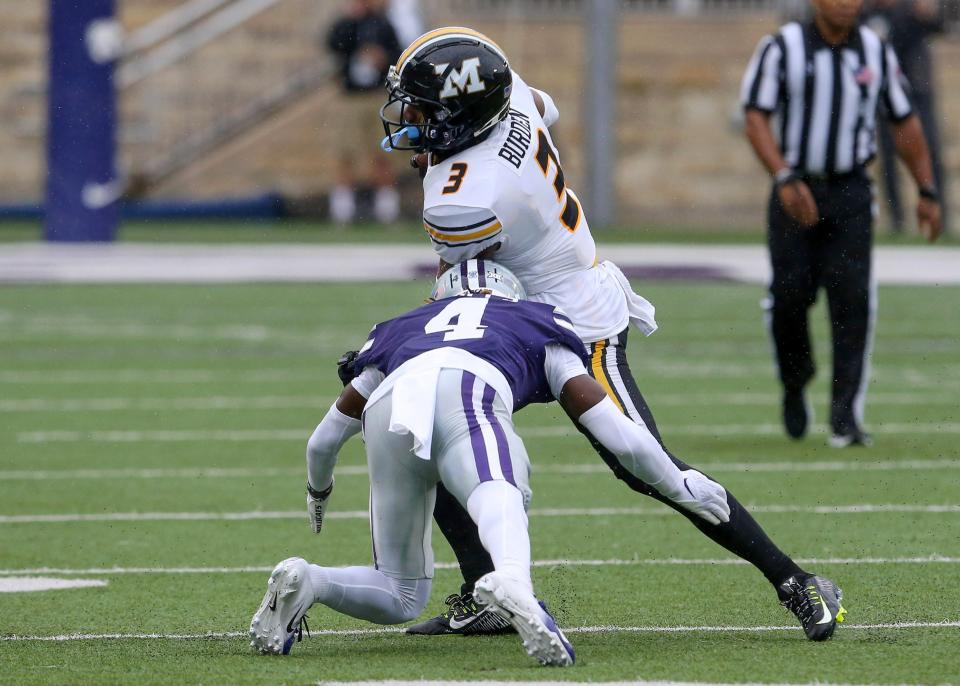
[362,348,515,461]
[600,260,658,336]
[387,367,441,461]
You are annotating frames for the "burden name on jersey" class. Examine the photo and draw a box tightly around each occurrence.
[497,109,532,169]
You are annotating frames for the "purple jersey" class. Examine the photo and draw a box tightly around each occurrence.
[353,295,588,410]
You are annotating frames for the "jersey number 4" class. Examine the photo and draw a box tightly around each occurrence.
[535,129,581,233]
[424,298,489,341]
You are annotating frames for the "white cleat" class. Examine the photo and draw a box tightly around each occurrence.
[249,557,314,655]
[473,572,575,667]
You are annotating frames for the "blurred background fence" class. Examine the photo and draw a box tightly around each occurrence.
[1,0,957,229]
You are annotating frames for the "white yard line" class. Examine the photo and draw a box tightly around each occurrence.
[2,555,958,577]
[689,458,960,473]
[3,620,958,642]
[0,577,108,593]
[2,242,959,285]
[2,503,959,525]
[2,364,957,385]
[3,458,958,482]
[2,391,957,413]
[0,395,331,413]
[16,429,309,443]
[1,320,322,346]
[0,466,346,481]
[16,422,960,443]
[411,683,894,686]
[0,369,314,385]
[338,683,922,686]
[638,363,960,380]
[521,422,960,439]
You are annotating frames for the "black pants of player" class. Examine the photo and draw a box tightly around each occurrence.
[766,171,874,433]
[434,327,804,597]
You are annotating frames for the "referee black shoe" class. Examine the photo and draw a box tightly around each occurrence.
[405,591,514,635]
[828,425,873,448]
[782,388,810,439]
[778,574,847,641]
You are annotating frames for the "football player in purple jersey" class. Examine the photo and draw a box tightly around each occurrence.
[249,260,730,665]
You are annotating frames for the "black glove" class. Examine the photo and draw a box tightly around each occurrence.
[337,350,359,387]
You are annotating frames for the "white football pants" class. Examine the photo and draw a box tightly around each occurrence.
[308,367,533,624]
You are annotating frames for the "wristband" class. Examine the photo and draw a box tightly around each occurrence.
[774,168,798,187]
[919,186,939,202]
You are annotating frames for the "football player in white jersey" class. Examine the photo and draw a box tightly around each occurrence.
[376,27,845,641]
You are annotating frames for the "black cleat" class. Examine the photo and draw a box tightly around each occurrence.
[782,388,809,439]
[405,592,515,635]
[779,574,847,641]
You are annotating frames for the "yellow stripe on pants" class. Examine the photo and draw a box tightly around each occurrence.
[590,340,625,413]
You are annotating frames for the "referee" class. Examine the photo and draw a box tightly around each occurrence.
[741,0,941,446]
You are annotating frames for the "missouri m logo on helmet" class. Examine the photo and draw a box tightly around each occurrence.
[435,58,486,99]
[380,27,511,154]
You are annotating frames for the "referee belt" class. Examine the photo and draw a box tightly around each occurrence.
[796,168,866,184]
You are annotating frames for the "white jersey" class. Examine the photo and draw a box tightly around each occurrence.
[421,73,654,343]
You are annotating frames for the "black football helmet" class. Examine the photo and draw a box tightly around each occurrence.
[380,27,512,154]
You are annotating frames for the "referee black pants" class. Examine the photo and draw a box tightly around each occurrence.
[766,172,874,434]
[434,327,803,597]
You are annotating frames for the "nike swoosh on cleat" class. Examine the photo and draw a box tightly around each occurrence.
[447,615,474,630]
[268,592,278,612]
[450,607,508,630]
[815,596,833,625]
[449,608,490,630]
[286,605,303,634]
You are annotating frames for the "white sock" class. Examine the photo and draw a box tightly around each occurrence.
[329,186,356,224]
[373,187,400,224]
[308,564,429,625]
[466,480,532,592]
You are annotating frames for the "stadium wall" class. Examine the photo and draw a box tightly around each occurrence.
[1,3,957,229]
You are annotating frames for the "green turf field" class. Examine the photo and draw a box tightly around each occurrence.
[1,280,958,684]
[1,218,954,245]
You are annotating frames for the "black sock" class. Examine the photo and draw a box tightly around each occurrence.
[433,482,494,596]
[576,422,805,590]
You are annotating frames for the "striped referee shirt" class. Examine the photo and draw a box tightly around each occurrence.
[741,21,913,176]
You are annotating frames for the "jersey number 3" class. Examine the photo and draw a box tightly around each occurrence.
[442,162,468,194]
[535,129,581,233]
[424,298,489,341]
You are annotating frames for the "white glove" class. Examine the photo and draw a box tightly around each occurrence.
[670,470,730,525]
[306,479,334,534]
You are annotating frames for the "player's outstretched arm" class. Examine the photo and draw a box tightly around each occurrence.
[555,372,730,525]
[304,384,367,533]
